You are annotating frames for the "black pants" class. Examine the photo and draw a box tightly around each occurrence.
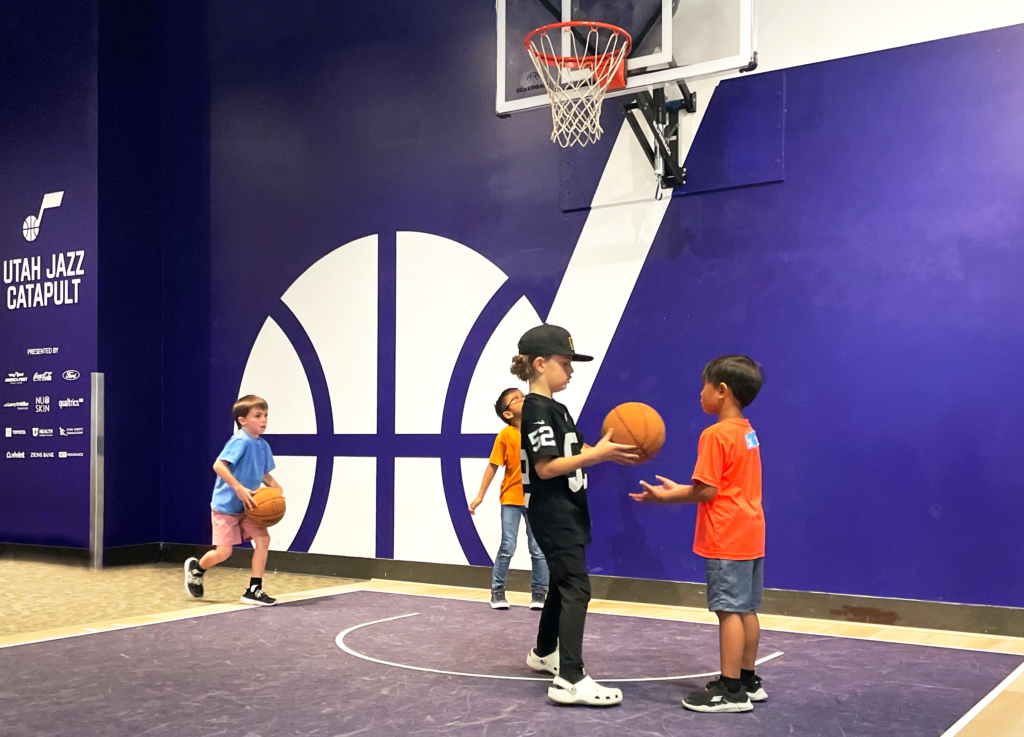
[536,544,591,684]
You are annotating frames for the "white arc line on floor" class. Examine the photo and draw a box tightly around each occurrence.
[940,659,1024,736]
[336,613,784,683]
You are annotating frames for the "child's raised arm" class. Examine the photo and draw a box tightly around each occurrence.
[469,463,500,515]
[533,429,638,480]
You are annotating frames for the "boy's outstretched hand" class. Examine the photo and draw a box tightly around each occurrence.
[630,475,685,503]
[594,428,641,465]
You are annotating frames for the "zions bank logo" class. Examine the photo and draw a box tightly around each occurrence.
[235,222,662,565]
[22,191,63,242]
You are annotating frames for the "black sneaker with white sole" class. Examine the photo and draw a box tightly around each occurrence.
[240,585,277,606]
[184,557,204,599]
[706,674,767,702]
[490,590,510,609]
[741,674,767,702]
[684,678,752,713]
[530,591,546,610]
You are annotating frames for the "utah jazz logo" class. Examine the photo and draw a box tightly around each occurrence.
[238,121,679,567]
[22,191,64,242]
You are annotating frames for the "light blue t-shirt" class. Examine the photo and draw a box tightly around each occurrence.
[211,429,276,514]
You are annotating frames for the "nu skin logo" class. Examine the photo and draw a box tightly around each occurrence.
[237,121,689,566]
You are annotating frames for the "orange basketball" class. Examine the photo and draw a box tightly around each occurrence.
[246,486,287,527]
[601,402,666,464]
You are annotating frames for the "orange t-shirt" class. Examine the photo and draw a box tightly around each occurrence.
[489,425,524,506]
[691,418,765,560]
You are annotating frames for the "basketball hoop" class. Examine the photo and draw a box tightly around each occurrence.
[525,21,631,148]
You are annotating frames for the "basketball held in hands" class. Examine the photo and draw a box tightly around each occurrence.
[245,487,287,527]
[601,402,666,464]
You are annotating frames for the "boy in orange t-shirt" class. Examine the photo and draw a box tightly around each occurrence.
[631,355,766,714]
[469,388,549,610]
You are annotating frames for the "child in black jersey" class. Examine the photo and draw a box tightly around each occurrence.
[513,323,638,706]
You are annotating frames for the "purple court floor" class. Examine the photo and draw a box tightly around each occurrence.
[1,589,1020,736]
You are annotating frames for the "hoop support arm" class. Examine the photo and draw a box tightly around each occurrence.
[620,88,690,189]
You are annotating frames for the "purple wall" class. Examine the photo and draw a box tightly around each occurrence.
[0,2,98,547]
[4,1,1020,608]
[200,4,1024,608]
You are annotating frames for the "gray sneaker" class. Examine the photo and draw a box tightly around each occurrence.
[490,590,510,609]
[183,557,204,599]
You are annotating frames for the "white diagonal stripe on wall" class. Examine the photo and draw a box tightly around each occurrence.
[547,81,718,420]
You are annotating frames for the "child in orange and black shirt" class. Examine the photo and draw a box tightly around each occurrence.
[631,355,766,714]
[469,388,549,611]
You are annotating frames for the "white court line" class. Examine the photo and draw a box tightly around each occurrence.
[0,586,368,650]
[361,587,1024,656]
[335,612,784,683]
[939,660,1024,736]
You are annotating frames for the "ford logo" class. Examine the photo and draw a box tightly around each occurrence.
[63,370,80,381]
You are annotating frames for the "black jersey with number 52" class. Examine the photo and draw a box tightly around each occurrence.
[521,393,590,550]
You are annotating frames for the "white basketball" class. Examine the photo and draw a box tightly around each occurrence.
[22,215,38,242]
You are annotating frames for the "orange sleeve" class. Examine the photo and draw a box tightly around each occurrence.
[489,431,507,467]
[692,431,725,488]
[504,437,521,471]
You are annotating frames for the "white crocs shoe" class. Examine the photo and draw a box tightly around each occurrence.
[526,648,559,675]
[547,675,623,706]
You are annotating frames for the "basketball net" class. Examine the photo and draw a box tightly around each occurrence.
[525,22,631,148]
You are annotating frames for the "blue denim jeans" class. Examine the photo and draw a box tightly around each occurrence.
[492,504,548,593]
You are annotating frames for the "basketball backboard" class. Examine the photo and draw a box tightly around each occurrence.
[496,0,757,115]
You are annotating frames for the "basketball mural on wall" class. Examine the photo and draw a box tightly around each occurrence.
[235,122,681,567]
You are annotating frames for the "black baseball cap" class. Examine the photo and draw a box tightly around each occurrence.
[517,324,593,362]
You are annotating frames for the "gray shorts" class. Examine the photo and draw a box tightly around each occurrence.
[705,557,764,612]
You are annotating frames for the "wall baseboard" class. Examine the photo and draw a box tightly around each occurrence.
[3,541,1021,638]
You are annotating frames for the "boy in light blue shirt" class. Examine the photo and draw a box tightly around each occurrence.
[184,395,282,606]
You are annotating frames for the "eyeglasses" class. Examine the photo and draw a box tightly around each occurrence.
[503,395,524,413]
